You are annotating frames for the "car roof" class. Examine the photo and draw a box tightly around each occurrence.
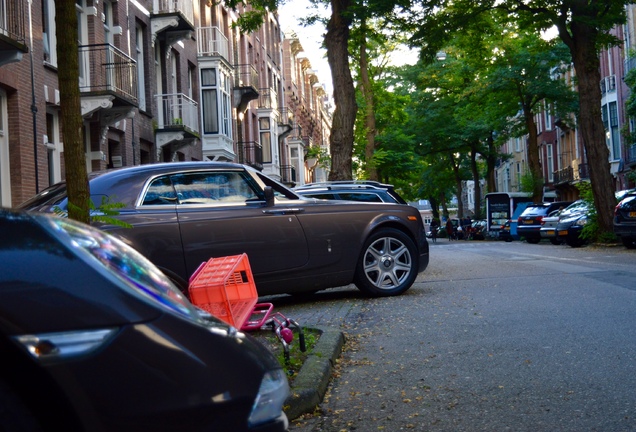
[295,180,396,191]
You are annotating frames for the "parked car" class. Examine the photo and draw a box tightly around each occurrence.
[556,211,590,247]
[18,162,429,298]
[294,181,408,204]
[516,201,573,244]
[0,208,289,432]
[613,190,636,249]
[539,209,563,244]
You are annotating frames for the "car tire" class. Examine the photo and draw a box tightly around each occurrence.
[621,237,636,249]
[0,379,45,432]
[549,238,562,245]
[566,238,585,248]
[354,228,418,297]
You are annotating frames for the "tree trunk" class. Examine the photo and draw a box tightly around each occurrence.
[326,0,357,180]
[56,0,90,224]
[449,153,464,218]
[470,144,482,218]
[557,19,616,233]
[523,106,544,203]
[484,131,497,194]
[359,18,378,181]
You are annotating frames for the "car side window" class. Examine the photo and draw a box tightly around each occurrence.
[339,192,383,203]
[142,176,177,205]
[172,172,259,205]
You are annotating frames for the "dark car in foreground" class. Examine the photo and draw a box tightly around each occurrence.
[18,162,429,298]
[516,201,573,243]
[294,181,408,204]
[0,209,289,432]
[614,190,636,249]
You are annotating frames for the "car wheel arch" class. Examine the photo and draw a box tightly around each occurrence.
[1,336,81,431]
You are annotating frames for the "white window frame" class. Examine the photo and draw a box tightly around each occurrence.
[0,89,11,207]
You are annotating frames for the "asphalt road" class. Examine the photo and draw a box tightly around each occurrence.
[264,239,636,432]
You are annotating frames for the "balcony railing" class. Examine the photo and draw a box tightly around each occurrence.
[234,64,258,89]
[278,107,294,126]
[553,166,573,185]
[238,141,263,170]
[280,165,297,184]
[258,88,278,110]
[0,0,26,46]
[78,44,137,105]
[155,93,199,133]
[197,27,229,60]
[152,0,194,27]
[600,75,616,94]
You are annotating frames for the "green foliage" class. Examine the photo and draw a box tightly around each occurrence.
[577,182,617,244]
[55,196,133,229]
[519,171,543,194]
[264,329,318,382]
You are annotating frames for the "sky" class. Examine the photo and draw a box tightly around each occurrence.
[277,0,419,97]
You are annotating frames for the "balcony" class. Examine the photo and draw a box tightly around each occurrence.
[0,0,28,66]
[600,75,616,95]
[258,88,278,111]
[238,141,263,170]
[233,64,259,113]
[78,44,137,122]
[155,93,199,148]
[151,0,194,45]
[197,26,229,63]
[280,165,297,185]
[553,166,573,185]
[278,107,294,138]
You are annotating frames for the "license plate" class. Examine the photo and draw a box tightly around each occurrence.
[523,220,534,224]
[546,230,555,235]
[629,212,636,218]
[558,230,568,236]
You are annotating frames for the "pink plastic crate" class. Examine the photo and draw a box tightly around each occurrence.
[188,254,257,328]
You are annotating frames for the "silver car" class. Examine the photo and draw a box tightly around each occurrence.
[19,162,429,298]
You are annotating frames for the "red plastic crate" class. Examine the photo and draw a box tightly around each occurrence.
[188,254,258,328]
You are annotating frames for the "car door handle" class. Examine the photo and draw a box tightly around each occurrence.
[262,208,305,215]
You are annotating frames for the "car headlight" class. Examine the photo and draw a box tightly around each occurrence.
[575,217,588,226]
[248,368,289,427]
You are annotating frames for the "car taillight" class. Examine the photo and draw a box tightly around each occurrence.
[536,216,543,223]
[517,217,522,224]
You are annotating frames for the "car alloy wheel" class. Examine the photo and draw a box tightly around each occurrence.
[354,228,418,297]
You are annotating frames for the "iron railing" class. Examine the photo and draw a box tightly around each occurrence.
[258,88,278,110]
[155,93,199,133]
[238,141,263,170]
[234,64,258,89]
[152,0,194,27]
[0,0,26,46]
[280,165,297,184]
[78,44,137,105]
[197,26,229,60]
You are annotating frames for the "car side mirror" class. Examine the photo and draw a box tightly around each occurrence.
[264,186,275,207]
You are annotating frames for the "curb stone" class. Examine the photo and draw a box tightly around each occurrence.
[284,326,345,420]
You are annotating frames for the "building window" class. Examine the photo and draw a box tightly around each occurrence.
[201,67,232,138]
[46,110,62,185]
[546,144,553,182]
[0,89,10,207]
[42,0,57,66]
[136,24,146,111]
[544,102,552,130]
[201,69,218,133]
[609,101,620,160]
